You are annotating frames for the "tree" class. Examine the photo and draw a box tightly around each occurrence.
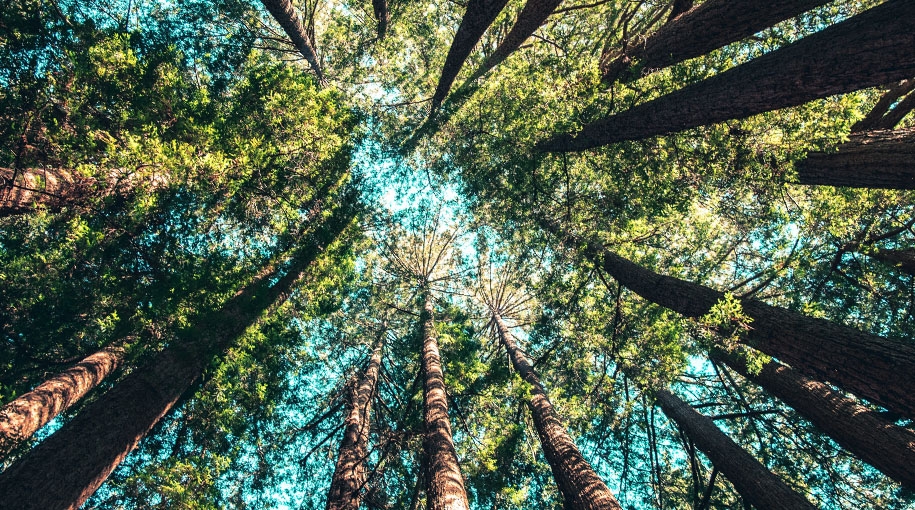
[260,0,324,80]
[850,79,915,133]
[795,128,915,189]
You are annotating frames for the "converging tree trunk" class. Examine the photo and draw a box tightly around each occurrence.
[653,388,816,510]
[540,0,915,152]
[326,331,385,510]
[600,0,829,84]
[493,312,621,510]
[420,291,469,510]
[862,247,915,277]
[0,205,355,510]
[261,0,324,81]
[851,79,915,133]
[711,349,915,490]
[372,0,388,39]
[795,128,915,189]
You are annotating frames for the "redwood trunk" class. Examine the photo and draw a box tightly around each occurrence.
[326,332,385,510]
[261,0,324,80]
[712,349,915,490]
[421,292,469,510]
[494,313,620,510]
[600,0,829,83]
[0,208,353,510]
[796,128,915,189]
[540,0,915,152]
[851,79,915,133]
[654,389,816,510]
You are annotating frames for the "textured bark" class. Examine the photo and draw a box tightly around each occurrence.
[654,389,816,510]
[863,247,915,276]
[795,128,915,189]
[326,332,385,510]
[851,79,915,133]
[600,0,828,84]
[0,207,354,510]
[493,313,620,510]
[431,0,510,111]
[372,0,388,39]
[261,0,324,80]
[712,349,915,490]
[541,0,915,151]
[0,342,127,459]
[421,292,469,510]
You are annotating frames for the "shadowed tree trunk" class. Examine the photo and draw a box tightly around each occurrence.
[540,0,915,152]
[600,0,829,84]
[0,204,355,510]
[261,0,324,81]
[666,0,693,22]
[795,128,915,189]
[493,312,621,510]
[654,388,816,510]
[420,291,469,510]
[326,330,385,510]
[851,79,915,133]
[862,247,915,276]
[372,0,388,39]
[711,349,915,490]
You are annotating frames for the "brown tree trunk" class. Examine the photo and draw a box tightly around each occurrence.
[0,206,354,510]
[260,0,324,81]
[863,247,915,277]
[493,312,621,510]
[326,331,385,510]
[711,349,915,490]
[420,291,469,510]
[431,0,510,111]
[372,0,388,39]
[0,341,127,459]
[600,0,829,84]
[851,79,915,133]
[541,0,915,152]
[654,388,816,510]
[795,128,915,189]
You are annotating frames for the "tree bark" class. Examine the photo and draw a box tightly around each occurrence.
[326,331,385,510]
[431,0,510,111]
[795,128,915,189]
[493,312,621,510]
[540,0,915,152]
[260,0,324,81]
[421,291,469,510]
[712,349,915,490]
[862,247,915,277]
[654,388,816,510]
[372,0,388,40]
[0,205,354,510]
[851,79,915,133]
[600,0,829,84]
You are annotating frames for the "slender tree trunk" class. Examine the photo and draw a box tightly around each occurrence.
[420,291,469,510]
[600,0,829,84]
[326,331,385,510]
[260,0,324,81]
[851,79,915,133]
[0,341,127,459]
[795,128,915,189]
[372,0,388,39]
[711,349,915,490]
[431,0,510,111]
[493,312,621,510]
[540,0,915,152]
[654,388,816,510]
[0,206,354,510]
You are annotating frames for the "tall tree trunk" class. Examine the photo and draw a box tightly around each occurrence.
[540,0,915,152]
[420,291,469,510]
[493,312,621,510]
[851,79,915,133]
[431,0,510,112]
[372,0,388,40]
[795,128,915,189]
[654,388,816,510]
[711,349,915,490]
[0,341,127,459]
[862,247,915,277]
[600,0,829,84]
[0,205,354,510]
[541,219,915,421]
[260,0,324,81]
[326,331,386,510]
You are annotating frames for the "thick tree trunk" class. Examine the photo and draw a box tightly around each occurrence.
[863,247,915,277]
[431,0,510,111]
[654,389,816,510]
[260,0,324,81]
[372,0,388,39]
[493,313,620,510]
[541,0,915,152]
[600,0,829,84]
[0,341,127,459]
[0,206,354,510]
[795,128,915,189]
[420,291,469,510]
[712,349,915,490]
[326,332,385,510]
